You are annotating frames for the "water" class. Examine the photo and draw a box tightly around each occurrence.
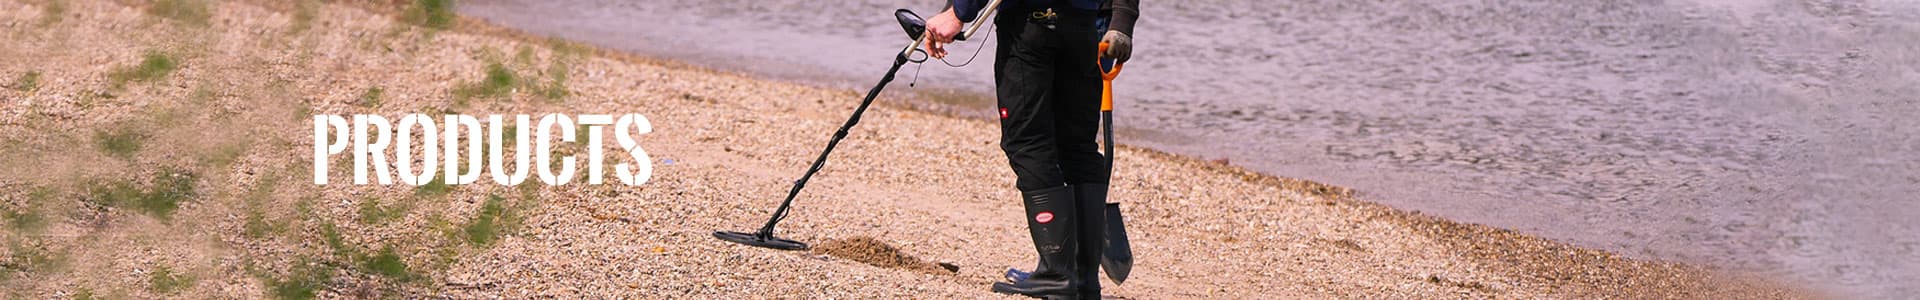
[459,0,1920,297]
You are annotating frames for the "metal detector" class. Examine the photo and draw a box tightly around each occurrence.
[714,1,1006,251]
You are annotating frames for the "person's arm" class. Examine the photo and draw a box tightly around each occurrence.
[950,0,991,23]
[1102,0,1139,62]
[1106,0,1139,36]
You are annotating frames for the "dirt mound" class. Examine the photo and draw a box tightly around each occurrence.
[813,237,957,275]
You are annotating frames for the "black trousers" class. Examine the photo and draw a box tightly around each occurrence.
[995,9,1108,192]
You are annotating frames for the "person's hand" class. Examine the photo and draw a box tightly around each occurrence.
[924,9,963,59]
[1101,30,1132,63]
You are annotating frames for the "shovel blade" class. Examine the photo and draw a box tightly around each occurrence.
[1102,202,1133,284]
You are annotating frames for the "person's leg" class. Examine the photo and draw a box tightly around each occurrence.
[998,23,1065,192]
[1052,22,1108,187]
[990,12,1082,298]
[1049,16,1108,298]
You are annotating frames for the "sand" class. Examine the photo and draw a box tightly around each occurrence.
[0,0,1816,298]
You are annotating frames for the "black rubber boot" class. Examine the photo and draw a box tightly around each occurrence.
[1074,183,1107,298]
[992,186,1081,299]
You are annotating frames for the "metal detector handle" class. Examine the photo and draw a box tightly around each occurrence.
[953,0,1004,42]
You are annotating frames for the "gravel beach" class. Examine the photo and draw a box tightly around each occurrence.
[0,0,1819,298]
[456,0,1920,297]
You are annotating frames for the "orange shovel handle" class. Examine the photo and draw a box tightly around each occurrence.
[1098,42,1123,112]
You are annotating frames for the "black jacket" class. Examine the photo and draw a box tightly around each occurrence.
[952,0,1139,36]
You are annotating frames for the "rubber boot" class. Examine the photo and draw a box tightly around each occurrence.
[992,186,1081,299]
[1074,183,1107,299]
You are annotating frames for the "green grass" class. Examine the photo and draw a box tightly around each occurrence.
[200,141,250,169]
[2,243,69,277]
[356,198,407,225]
[452,62,517,101]
[38,0,66,26]
[400,0,455,30]
[243,211,289,239]
[4,188,52,233]
[262,260,332,300]
[3,208,47,233]
[319,221,353,260]
[147,0,212,26]
[10,71,40,92]
[357,87,384,108]
[147,265,196,294]
[413,176,451,198]
[85,168,199,220]
[535,62,570,102]
[315,221,416,283]
[242,176,290,239]
[108,51,180,88]
[288,0,319,34]
[70,288,94,300]
[360,247,412,280]
[94,124,148,159]
[461,194,522,247]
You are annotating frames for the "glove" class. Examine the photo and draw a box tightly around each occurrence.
[1101,30,1132,63]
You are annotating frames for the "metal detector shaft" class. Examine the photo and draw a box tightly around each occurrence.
[725,2,1003,250]
[752,52,913,238]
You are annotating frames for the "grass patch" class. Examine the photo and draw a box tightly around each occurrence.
[94,124,148,159]
[243,211,290,239]
[319,221,355,260]
[200,141,250,169]
[356,87,384,108]
[288,0,319,34]
[452,62,517,101]
[2,242,69,277]
[292,101,313,122]
[534,62,570,102]
[38,0,66,26]
[4,188,53,233]
[242,177,291,239]
[413,176,451,198]
[85,167,199,220]
[315,222,416,282]
[360,247,412,280]
[355,198,407,225]
[399,0,455,30]
[108,51,180,88]
[147,0,212,26]
[461,194,523,247]
[9,71,40,92]
[147,265,196,294]
[262,260,333,300]
[3,208,47,233]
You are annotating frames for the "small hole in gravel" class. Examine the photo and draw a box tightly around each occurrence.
[812,236,956,275]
